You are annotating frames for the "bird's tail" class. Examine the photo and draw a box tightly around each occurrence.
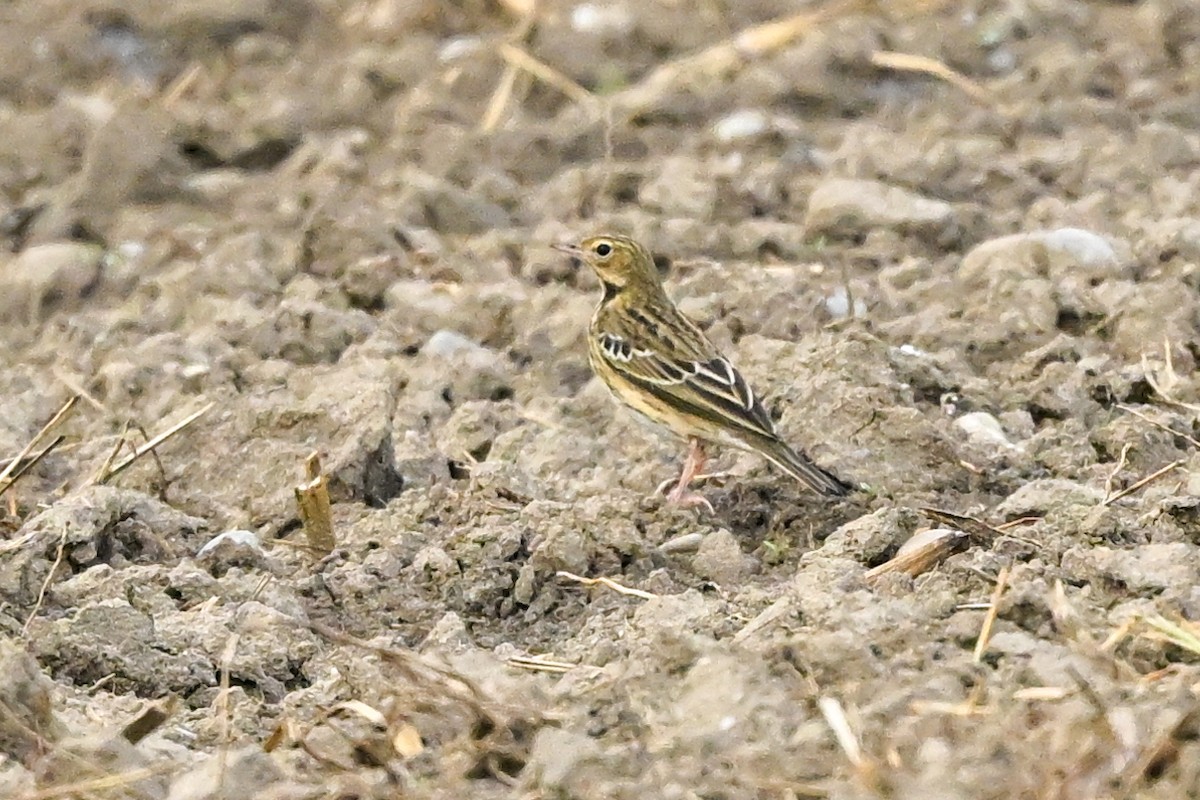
[752,435,853,497]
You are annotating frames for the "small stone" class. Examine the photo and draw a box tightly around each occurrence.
[820,507,921,564]
[419,329,512,404]
[1061,543,1200,597]
[823,286,867,319]
[570,3,634,36]
[526,728,603,793]
[690,528,749,584]
[424,329,491,358]
[640,155,719,219]
[438,36,482,62]
[195,530,271,575]
[420,611,474,653]
[167,746,284,800]
[804,178,957,241]
[959,228,1128,283]
[0,637,63,763]
[1,243,104,323]
[399,168,510,234]
[995,479,1105,519]
[713,110,770,142]
[659,532,705,554]
[955,411,1017,450]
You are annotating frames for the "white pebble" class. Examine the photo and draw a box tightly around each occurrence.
[823,286,867,319]
[197,529,261,557]
[955,411,1017,450]
[1039,227,1118,267]
[424,329,486,358]
[713,110,769,142]
[439,36,482,62]
[570,3,633,35]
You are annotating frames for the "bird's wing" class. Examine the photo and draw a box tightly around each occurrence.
[594,301,780,439]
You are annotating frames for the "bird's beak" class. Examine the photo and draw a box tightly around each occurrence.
[552,242,583,257]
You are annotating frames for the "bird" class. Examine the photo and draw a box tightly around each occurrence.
[552,234,853,510]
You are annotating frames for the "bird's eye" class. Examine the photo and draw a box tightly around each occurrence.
[594,243,612,257]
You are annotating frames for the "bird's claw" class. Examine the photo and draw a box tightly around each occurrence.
[654,471,729,496]
[664,486,715,514]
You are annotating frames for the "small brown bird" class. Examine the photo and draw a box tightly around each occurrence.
[554,234,852,510]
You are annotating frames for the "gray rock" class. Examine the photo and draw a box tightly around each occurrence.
[804,178,957,241]
[399,167,511,234]
[0,242,104,324]
[195,529,272,575]
[26,600,213,696]
[955,411,1018,450]
[416,329,513,406]
[959,228,1129,284]
[167,746,285,800]
[525,727,603,793]
[1061,543,1200,596]
[640,155,720,218]
[820,507,921,564]
[0,637,63,763]
[995,479,1105,519]
[35,730,169,800]
[690,528,750,584]
[0,486,205,607]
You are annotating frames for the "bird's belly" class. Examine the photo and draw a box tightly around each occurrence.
[595,368,730,445]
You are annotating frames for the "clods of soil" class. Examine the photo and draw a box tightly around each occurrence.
[2,1,1200,797]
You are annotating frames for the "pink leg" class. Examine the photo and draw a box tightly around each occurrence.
[657,438,714,513]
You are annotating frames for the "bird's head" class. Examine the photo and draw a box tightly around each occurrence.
[553,234,659,296]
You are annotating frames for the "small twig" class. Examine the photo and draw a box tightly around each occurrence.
[95,402,213,484]
[919,506,1006,545]
[609,0,867,117]
[1101,459,1186,507]
[0,395,79,497]
[973,565,1010,663]
[908,699,992,716]
[817,696,865,768]
[865,528,968,580]
[1102,442,1133,502]
[507,655,576,673]
[1012,686,1072,702]
[1100,618,1137,654]
[1142,339,1200,413]
[52,369,107,413]
[1139,615,1200,658]
[498,43,592,103]
[556,570,657,600]
[20,766,177,799]
[1066,665,1118,744]
[22,525,69,636]
[0,435,64,491]
[869,50,995,105]
[479,5,540,132]
[994,516,1040,531]
[161,62,204,108]
[92,420,131,485]
[818,695,884,792]
[1116,403,1200,449]
[480,60,520,133]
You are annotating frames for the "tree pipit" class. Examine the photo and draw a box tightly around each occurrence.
[554,234,853,510]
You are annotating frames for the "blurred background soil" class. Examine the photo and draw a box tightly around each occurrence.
[1,0,1200,797]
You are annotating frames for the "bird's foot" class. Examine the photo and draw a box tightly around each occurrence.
[663,484,715,514]
[653,471,731,496]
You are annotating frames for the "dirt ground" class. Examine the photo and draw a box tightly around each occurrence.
[2,0,1200,797]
